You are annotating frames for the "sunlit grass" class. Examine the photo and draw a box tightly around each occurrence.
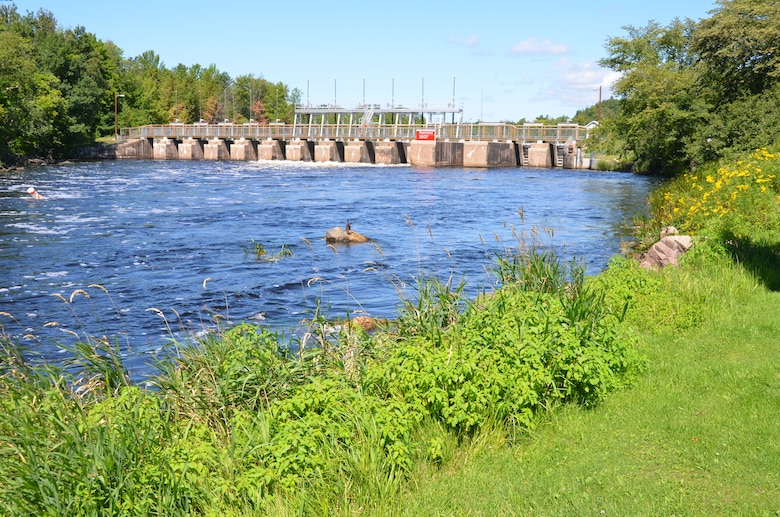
[397,150,780,515]
[399,263,780,516]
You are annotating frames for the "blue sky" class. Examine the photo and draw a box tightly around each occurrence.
[11,0,717,122]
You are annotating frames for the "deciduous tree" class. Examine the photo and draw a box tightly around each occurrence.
[599,19,707,174]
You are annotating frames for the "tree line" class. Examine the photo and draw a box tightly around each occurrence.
[0,4,299,166]
[591,0,780,175]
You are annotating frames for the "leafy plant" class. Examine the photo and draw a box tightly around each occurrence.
[242,240,294,262]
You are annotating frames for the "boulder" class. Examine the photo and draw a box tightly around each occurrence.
[325,225,370,244]
[660,225,679,238]
[325,226,349,242]
[640,235,694,269]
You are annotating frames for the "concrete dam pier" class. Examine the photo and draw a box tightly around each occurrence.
[117,105,596,168]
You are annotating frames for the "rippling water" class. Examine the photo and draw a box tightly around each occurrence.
[0,160,655,377]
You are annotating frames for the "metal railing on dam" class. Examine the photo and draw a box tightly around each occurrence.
[120,122,591,145]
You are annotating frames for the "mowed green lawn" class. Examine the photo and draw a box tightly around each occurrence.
[398,265,780,516]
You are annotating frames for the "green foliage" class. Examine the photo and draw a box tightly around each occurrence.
[154,324,303,434]
[395,275,470,342]
[532,114,569,124]
[366,240,643,442]
[242,240,294,262]
[596,1,780,175]
[600,18,707,175]
[0,5,296,164]
[687,84,780,167]
[0,24,65,162]
[0,340,193,516]
[645,148,780,291]
[693,0,780,101]
[570,97,620,126]
[649,148,780,238]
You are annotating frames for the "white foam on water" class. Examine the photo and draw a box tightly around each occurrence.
[7,222,71,235]
[41,271,69,278]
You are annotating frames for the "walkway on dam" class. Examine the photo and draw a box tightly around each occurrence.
[121,121,589,145]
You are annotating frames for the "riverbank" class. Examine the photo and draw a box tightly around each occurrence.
[0,141,120,171]
[400,255,780,515]
[0,150,777,515]
[398,149,780,515]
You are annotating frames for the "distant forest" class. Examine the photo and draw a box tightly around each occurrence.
[0,4,298,164]
[2,0,780,174]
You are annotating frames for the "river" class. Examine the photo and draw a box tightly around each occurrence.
[0,160,655,379]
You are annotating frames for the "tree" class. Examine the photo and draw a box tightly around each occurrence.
[599,18,707,174]
[123,50,169,125]
[0,18,65,162]
[571,97,620,125]
[533,114,568,124]
[0,4,296,159]
[694,0,780,102]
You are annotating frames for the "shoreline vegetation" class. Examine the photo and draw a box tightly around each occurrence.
[1,149,778,515]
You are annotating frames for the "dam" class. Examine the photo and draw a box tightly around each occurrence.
[117,103,596,169]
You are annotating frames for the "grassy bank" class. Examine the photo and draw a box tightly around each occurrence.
[399,149,780,515]
[1,150,778,515]
[400,259,780,515]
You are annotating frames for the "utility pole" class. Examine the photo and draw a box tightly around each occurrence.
[114,92,125,139]
[598,85,602,122]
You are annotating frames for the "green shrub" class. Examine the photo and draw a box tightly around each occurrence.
[0,224,650,515]
[0,342,194,516]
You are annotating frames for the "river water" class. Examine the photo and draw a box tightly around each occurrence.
[0,160,655,378]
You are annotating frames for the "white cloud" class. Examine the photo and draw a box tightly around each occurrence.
[529,60,618,111]
[510,37,568,55]
[448,34,481,47]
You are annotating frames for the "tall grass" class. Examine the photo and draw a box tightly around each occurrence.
[0,211,658,515]
[0,339,193,516]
